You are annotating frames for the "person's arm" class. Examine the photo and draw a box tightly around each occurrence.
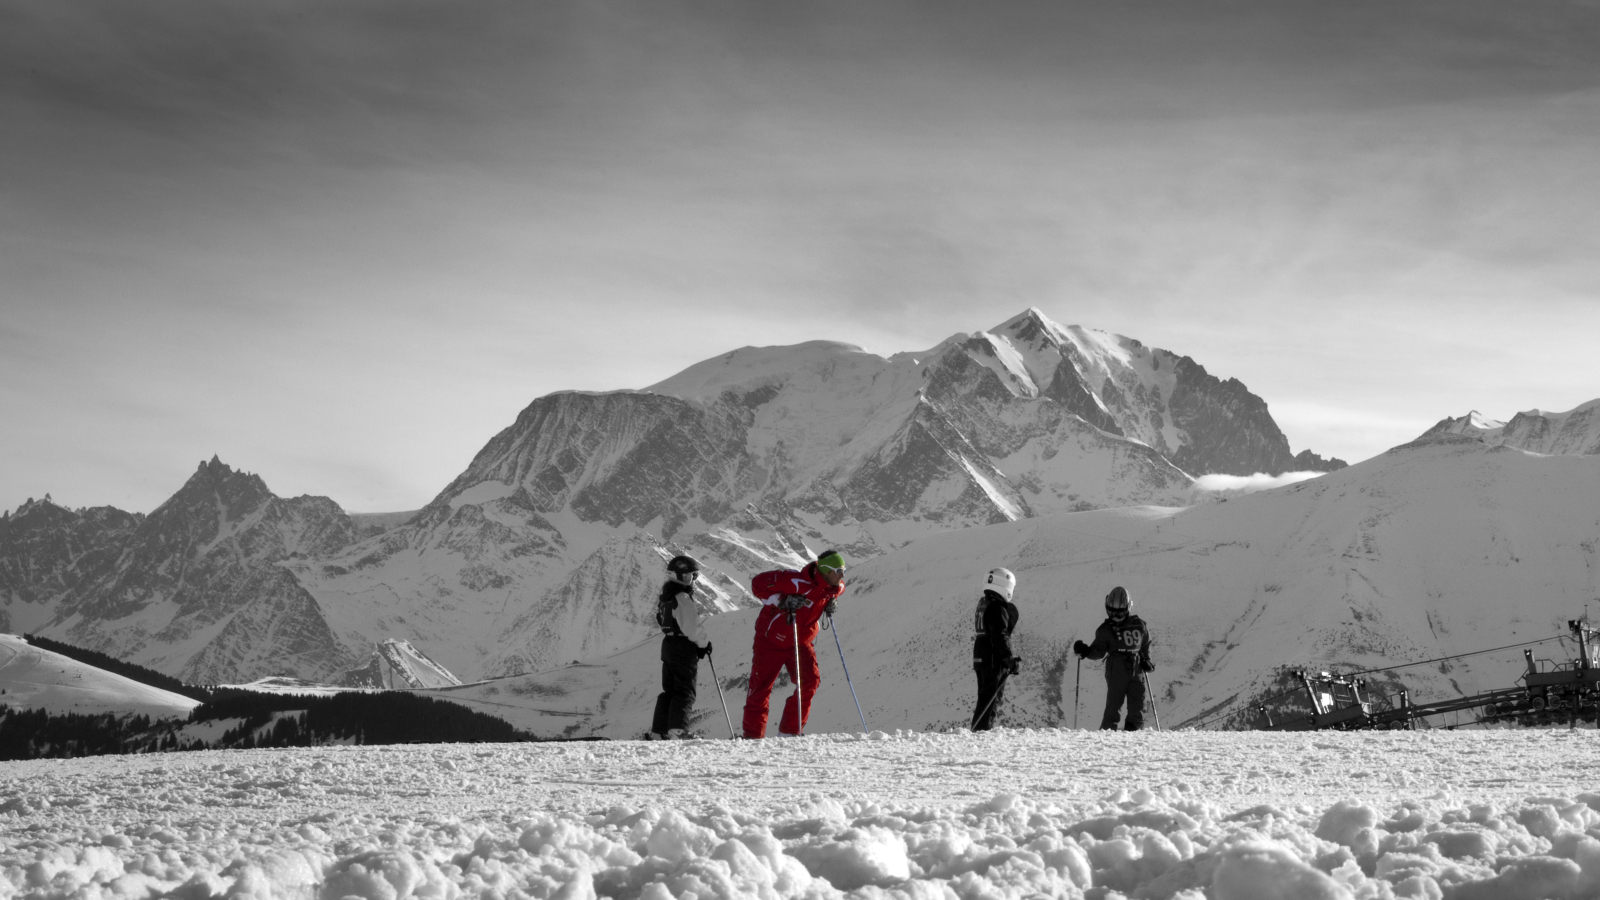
[984,602,1012,664]
[1082,623,1111,660]
[753,570,808,607]
[673,588,709,647]
[1139,624,1153,671]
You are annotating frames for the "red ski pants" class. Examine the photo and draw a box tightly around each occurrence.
[742,639,820,738]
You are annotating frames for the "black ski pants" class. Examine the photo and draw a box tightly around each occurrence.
[973,664,1008,731]
[1101,659,1145,731]
[651,636,700,735]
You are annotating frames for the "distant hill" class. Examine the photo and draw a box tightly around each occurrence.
[22,634,212,701]
[0,633,199,719]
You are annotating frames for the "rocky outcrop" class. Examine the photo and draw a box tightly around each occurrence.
[1165,357,1297,476]
[0,497,141,619]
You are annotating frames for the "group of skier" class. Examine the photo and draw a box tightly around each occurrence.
[647,551,1156,739]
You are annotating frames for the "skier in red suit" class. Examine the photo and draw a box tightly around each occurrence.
[742,550,847,738]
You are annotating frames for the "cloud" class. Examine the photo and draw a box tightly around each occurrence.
[1193,471,1326,495]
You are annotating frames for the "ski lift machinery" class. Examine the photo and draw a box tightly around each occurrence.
[1255,619,1599,732]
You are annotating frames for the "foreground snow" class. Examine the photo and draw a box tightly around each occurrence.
[5,729,1600,899]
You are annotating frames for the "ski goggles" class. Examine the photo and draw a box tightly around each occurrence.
[819,563,847,574]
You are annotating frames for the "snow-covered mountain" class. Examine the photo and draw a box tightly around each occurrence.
[441,432,1600,739]
[1421,399,1600,456]
[341,638,463,689]
[289,308,1338,682]
[3,309,1342,684]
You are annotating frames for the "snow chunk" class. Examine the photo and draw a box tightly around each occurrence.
[788,825,911,890]
[1212,841,1351,900]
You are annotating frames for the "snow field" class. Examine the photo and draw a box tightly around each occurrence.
[6,728,1600,899]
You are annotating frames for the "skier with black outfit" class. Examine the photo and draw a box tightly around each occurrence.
[1074,586,1153,731]
[971,567,1020,731]
[650,555,712,739]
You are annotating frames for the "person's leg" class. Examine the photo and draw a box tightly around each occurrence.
[973,666,1002,730]
[741,644,783,739]
[1124,669,1146,732]
[990,668,1008,728]
[664,639,700,733]
[778,643,822,735]
[786,643,821,733]
[1101,671,1129,730]
[651,652,672,736]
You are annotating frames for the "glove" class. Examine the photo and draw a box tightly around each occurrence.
[1073,640,1089,657]
[1139,658,1154,674]
[699,642,712,659]
[1009,657,1022,676]
[824,599,836,616]
[776,594,805,612]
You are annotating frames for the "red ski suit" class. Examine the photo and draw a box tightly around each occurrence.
[742,562,845,738]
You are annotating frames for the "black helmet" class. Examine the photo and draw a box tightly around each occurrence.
[1105,586,1130,617]
[667,555,701,577]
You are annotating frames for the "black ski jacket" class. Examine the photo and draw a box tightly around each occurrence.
[971,590,1018,669]
[657,580,708,649]
[1082,614,1152,677]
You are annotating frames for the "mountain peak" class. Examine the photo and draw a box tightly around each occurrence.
[993,307,1067,346]
[9,494,65,520]
[149,457,275,521]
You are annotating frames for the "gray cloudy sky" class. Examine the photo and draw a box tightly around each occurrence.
[4,0,1599,513]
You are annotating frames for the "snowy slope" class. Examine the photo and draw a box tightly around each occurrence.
[0,633,199,719]
[443,434,1600,740]
[1422,399,1600,456]
[5,730,1600,899]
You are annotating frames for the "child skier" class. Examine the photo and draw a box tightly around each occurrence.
[741,550,847,738]
[649,554,712,739]
[971,567,1020,731]
[1074,586,1153,731]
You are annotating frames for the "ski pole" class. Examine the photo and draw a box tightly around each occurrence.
[1073,655,1082,730]
[791,612,804,736]
[829,613,868,733]
[705,651,737,739]
[1143,672,1162,731]
[971,669,1010,730]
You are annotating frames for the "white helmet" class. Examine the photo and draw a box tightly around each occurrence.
[985,567,1016,602]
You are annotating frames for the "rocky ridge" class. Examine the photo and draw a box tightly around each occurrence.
[1421,400,1600,456]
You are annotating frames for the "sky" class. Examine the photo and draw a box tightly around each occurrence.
[3,0,1599,514]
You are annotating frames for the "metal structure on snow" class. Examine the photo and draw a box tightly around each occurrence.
[1256,619,1599,732]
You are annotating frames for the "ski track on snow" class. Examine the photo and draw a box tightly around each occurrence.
[5,729,1600,899]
